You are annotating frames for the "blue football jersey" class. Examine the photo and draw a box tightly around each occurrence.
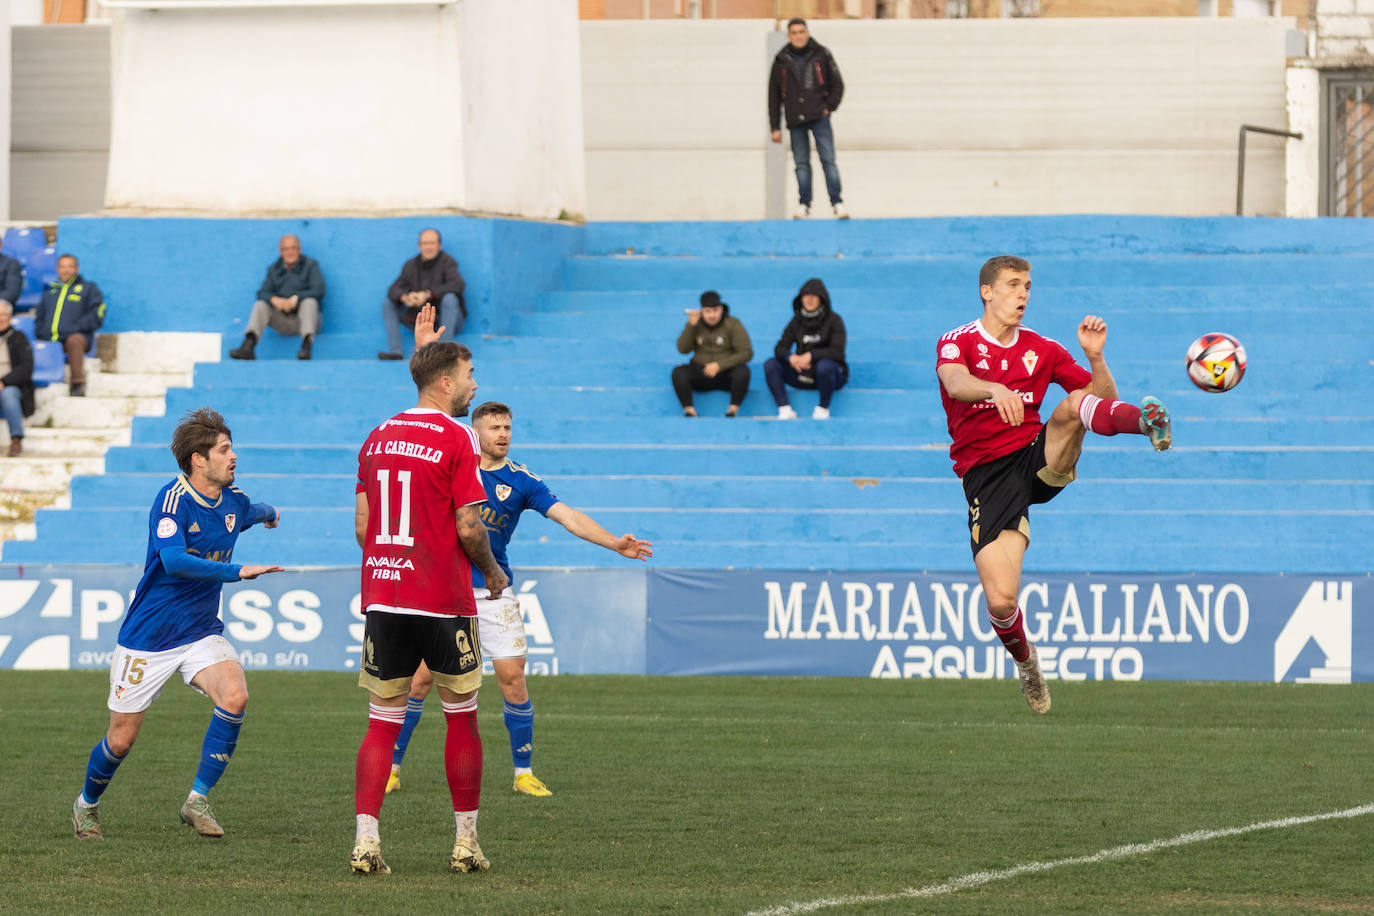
[117,476,267,652]
[473,458,559,586]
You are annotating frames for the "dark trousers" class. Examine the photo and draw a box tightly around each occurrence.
[62,333,90,384]
[763,356,847,408]
[671,362,750,408]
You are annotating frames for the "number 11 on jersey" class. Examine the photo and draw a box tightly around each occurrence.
[375,469,414,546]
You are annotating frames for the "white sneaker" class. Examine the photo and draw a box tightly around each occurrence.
[792,205,811,219]
[777,405,798,420]
[812,406,830,419]
[833,203,850,219]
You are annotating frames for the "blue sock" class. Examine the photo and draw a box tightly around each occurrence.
[192,706,243,796]
[504,699,534,769]
[392,696,426,767]
[82,738,125,804]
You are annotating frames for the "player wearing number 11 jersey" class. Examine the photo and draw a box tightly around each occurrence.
[351,336,507,877]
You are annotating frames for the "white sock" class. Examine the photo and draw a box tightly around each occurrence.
[356,813,380,843]
[75,793,97,809]
[187,790,206,802]
[455,809,479,839]
[514,766,532,777]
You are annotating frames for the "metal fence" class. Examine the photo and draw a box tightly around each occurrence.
[1328,73,1374,218]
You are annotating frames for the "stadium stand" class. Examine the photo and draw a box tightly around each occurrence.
[18,246,58,310]
[3,216,1369,575]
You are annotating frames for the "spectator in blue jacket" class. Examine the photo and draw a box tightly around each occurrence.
[0,302,35,456]
[34,254,104,398]
[0,247,22,310]
[229,235,326,361]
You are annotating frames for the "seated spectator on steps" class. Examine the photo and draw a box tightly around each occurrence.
[378,228,465,360]
[34,254,104,398]
[0,301,35,456]
[763,277,847,419]
[229,234,326,361]
[672,290,753,418]
[0,243,22,311]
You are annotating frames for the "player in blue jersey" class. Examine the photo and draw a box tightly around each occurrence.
[72,408,282,840]
[385,308,652,797]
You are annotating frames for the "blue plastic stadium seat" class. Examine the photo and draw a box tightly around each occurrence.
[11,313,34,340]
[2,228,46,262]
[17,247,57,310]
[31,340,66,386]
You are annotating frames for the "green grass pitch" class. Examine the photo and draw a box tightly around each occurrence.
[1,671,1371,914]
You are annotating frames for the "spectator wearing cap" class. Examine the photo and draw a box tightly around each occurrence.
[672,291,753,418]
[763,277,847,419]
[0,301,34,456]
[34,254,104,398]
[229,234,326,361]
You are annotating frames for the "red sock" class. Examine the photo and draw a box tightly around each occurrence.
[1078,394,1142,436]
[990,607,1032,663]
[355,706,404,817]
[443,699,483,812]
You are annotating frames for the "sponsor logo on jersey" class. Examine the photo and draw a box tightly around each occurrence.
[365,556,415,570]
[495,484,512,503]
[224,513,236,533]
[189,522,201,533]
[975,359,990,370]
[977,343,989,355]
[1022,350,1039,374]
[157,517,178,538]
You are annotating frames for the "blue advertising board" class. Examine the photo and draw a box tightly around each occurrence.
[0,566,1367,683]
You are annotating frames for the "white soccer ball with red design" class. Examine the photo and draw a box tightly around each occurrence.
[1185,333,1247,393]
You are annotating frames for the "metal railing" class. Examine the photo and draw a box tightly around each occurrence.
[1236,124,1302,216]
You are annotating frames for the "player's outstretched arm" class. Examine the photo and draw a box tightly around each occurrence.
[937,363,1025,427]
[238,565,285,580]
[1077,315,1118,400]
[456,504,509,598]
[547,503,653,561]
[413,303,445,350]
[250,502,280,529]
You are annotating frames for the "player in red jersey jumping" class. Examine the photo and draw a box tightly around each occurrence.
[936,255,1171,713]
[350,320,508,875]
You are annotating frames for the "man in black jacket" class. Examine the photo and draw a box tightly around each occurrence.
[763,277,848,419]
[768,19,847,220]
[378,228,466,360]
[0,302,35,456]
[229,235,326,361]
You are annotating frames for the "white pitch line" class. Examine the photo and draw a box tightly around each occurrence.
[741,803,1374,916]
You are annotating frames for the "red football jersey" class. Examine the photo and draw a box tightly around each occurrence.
[356,408,487,617]
[936,320,1092,477]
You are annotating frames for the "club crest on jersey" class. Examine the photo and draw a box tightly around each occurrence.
[224,513,236,533]
[1022,350,1039,374]
[495,484,512,503]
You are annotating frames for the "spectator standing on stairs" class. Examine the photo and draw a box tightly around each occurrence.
[763,277,848,419]
[378,228,466,361]
[0,302,35,457]
[672,290,753,418]
[229,235,326,361]
[34,254,104,398]
[768,17,848,220]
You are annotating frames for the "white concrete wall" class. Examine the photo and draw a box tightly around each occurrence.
[583,18,1296,219]
[1285,66,1320,218]
[0,1,9,221]
[104,0,583,218]
[1314,0,1374,57]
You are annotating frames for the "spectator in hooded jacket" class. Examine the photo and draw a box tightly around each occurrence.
[768,18,847,220]
[0,245,23,311]
[378,228,466,360]
[34,254,104,398]
[0,301,35,456]
[229,234,326,361]
[672,290,753,418]
[764,277,848,420]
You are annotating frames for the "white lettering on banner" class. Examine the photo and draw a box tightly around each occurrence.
[1273,581,1350,683]
[765,577,1256,681]
[277,590,324,643]
[79,589,124,639]
[345,593,364,669]
[225,590,275,642]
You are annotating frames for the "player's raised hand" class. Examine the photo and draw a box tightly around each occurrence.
[485,567,510,600]
[988,382,1025,427]
[613,534,653,561]
[238,565,285,580]
[263,509,280,529]
[1078,315,1107,358]
[413,303,446,349]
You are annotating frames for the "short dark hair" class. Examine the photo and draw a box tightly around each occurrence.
[409,341,471,391]
[787,17,807,28]
[979,255,1031,290]
[57,253,78,266]
[471,401,511,424]
[419,227,442,244]
[170,407,231,475]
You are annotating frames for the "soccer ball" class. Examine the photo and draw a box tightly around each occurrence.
[1185,333,1247,393]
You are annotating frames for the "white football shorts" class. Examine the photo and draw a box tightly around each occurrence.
[473,588,526,659]
[107,634,239,713]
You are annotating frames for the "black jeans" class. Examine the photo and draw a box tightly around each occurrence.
[671,362,751,408]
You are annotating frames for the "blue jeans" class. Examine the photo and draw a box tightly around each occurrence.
[789,115,842,207]
[382,292,462,355]
[0,386,23,439]
[764,356,847,409]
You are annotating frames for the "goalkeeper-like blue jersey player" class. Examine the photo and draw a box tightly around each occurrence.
[72,407,283,841]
